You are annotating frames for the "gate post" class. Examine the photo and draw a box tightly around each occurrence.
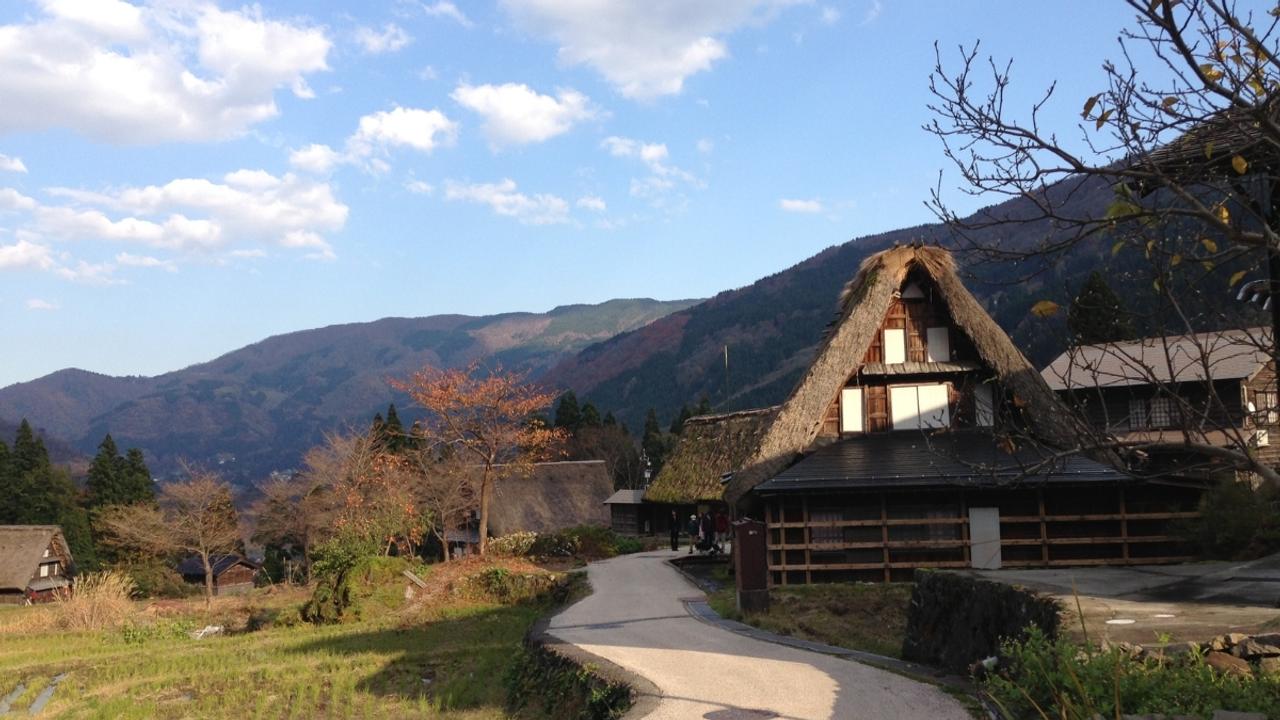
[733,518,769,613]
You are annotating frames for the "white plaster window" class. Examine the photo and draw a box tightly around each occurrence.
[883,328,906,364]
[39,564,49,578]
[926,327,950,363]
[890,383,951,430]
[840,387,864,433]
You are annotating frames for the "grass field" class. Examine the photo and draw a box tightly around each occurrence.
[0,567,560,719]
[707,577,914,659]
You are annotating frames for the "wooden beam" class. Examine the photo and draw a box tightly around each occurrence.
[803,495,812,584]
[767,560,971,572]
[1000,511,1199,523]
[773,517,966,529]
[1038,489,1049,564]
[880,492,890,582]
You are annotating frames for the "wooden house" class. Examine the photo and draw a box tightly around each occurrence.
[0,525,73,604]
[673,245,1201,584]
[1041,328,1279,476]
[177,555,259,595]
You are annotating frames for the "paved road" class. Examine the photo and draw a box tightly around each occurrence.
[547,550,970,720]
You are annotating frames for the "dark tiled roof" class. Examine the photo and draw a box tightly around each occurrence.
[176,554,258,576]
[754,430,1131,494]
[1042,328,1270,390]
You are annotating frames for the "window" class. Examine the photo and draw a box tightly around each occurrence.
[926,327,950,363]
[39,564,49,578]
[1148,397,1175,428]
[883,328,906,364]
[840,387,864,433]
[1128,398,1149,429]
[1256,390,1279,424]
[890,383,951,430]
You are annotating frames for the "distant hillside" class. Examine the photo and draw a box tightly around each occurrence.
[0,298,698,482]
[547,176,1262,429]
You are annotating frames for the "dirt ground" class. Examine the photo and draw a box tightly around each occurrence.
[970,553,1280,644]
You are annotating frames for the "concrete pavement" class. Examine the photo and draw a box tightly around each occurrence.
[546,550,971,720]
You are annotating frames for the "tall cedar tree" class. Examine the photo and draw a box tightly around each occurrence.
[383,403,406,452]
[1067,271,1136,345]
[391,362,565,555]
[579,402,602,429]
[642,409,670,474]
[0,420,97,568]
[86,434,154,509]
[554,391,582,432]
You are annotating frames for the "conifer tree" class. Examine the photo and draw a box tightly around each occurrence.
[86,434,121,507]
[122,448,154,502]
[642,409,669,474]
[602,411,617,427]
[1067,271,1135,345]
[384,403,406,452]
[669,405,693,435]
[580,402,602,428]
[695,396,713,416]
[554,391,582,432]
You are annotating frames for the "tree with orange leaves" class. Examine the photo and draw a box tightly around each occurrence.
[390,361,565,555]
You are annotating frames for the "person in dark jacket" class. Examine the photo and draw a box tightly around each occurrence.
[686,514,700,554]
[669,510,680,551]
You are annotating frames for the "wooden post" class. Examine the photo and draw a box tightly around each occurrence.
[960,493,970,566]
[1120,487,1130,564]
[802,495,812,584]
[880,492,890,582]
[1038,489,1049,565]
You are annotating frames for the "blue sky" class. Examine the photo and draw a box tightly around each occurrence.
[0,0,1149,387]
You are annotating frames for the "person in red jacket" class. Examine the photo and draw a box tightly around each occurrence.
[714,510,730,546]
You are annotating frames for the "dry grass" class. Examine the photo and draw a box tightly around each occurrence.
[1,572,137,634]
[709,581,914,658]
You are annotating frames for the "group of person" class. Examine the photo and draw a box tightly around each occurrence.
[668,509,730,554]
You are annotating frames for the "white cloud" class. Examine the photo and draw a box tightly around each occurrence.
[576,195,606,212]
[0,154,27,173]
[228,248,266,259]
[405,180,434,194]
[501,0,803,99]
[821,6,841,25]
[603,135,700,203]
[0,2,331,143]
[696,138,714,154]
[355,23,412,54]
[418,65,439,81]
[349,107,458,156]
[444,179,570,225]
[451,83,597,146]
[54,259,122,285]
[24,297,58,311]
[423,1,474,28]
[0,188,38,211]
[0,239,54,270]
[861,0,883,25]
[779,198,824,213]
[115,252,176,271]
[289,143,343,174]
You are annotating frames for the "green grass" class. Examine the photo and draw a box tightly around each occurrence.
[708,581,914,659]
[0,595,547,719]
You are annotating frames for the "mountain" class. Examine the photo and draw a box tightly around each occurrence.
[547,176,1262,429]
[0,298,698,481]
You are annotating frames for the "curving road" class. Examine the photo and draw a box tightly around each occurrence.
[547,550,971,720]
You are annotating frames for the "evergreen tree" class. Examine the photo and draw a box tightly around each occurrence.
[669,405,693,435]
[86,434,121,507]
[642,409,669,474]
[0,421,97,567]
[695,395,713,416]
[554,391,582,432]
[383,403,405,452]
[123,448,154,501]
[580,402,602,428]
[11,419,48,477]
[369,412,385,442]
[1067,271,1135,345]
[602,411,617,427]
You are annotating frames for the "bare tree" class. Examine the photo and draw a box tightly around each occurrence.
[390,361,566,555]
[927,0,1280,485]
[251,470,334,583]
[101,470,242,607]
[404,449,477,561]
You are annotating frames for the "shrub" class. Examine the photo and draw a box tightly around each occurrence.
[459,567,560,605]
[530,532,581,558]
[984,627,1280,720]
[119,618,195,644]
[50,571,137,632]
[490,531,539,557]
[121,558,198,599]
[1179,480,1280,560]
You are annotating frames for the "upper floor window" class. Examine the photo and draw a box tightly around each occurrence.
[1255,390,1279,424]
[1129,396,1175,430]
[890,383,950,430]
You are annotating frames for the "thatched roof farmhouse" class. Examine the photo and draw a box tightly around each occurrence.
[0,525,73,604]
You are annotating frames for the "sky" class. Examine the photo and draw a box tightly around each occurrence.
[0,0,1157,387]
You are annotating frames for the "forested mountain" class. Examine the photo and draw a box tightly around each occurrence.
[0,299,697,482]
[548,176,1264,429]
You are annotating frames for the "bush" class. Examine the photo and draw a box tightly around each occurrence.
[984,628,1280,719]
[490,531,539,557]
[459,567,561,605]
[302,538,414,624]
[121,558,198,599]
[1179,480,1280,560]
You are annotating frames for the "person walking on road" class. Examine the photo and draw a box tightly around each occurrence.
[686,513,699,554]
[669,510,680,551]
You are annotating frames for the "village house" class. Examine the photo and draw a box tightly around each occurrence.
[1041,328,1279,478]
[0,525,74,604]
[663,245,1204,585]
[176,555,260,595]
[447,460,613,556]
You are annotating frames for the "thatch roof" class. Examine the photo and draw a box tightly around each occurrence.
[0,525,69,592]
[723,244,1094,505]
[488,460,613,535]
[644,407,780,504]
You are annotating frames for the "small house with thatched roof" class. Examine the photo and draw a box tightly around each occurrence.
[673,245,1203,584]
[0,525,73,604]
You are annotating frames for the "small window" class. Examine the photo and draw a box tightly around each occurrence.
[1128,398,1149,430]
[884,328,906,364]
[926,327,950,363]
[1148,397,1175,428]
[1255,390,1279,424]
[840,387,864,433]
[39,564,49,578]
[890,383,951,430]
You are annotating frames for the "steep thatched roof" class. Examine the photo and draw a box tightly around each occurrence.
[488,460,613,535]
[644,407,780,504]
[723,244,1094,505]
[0,525,69,592]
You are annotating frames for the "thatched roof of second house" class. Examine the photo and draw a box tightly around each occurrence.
[718,244,1092,505]
[489,460,613,535]
[0,525,70,593]
[644,407,779,504]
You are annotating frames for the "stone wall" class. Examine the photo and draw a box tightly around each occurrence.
[901,569,1061,673]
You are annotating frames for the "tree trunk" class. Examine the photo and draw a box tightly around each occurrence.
[200,552,214,610]
[478,468,493,556]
